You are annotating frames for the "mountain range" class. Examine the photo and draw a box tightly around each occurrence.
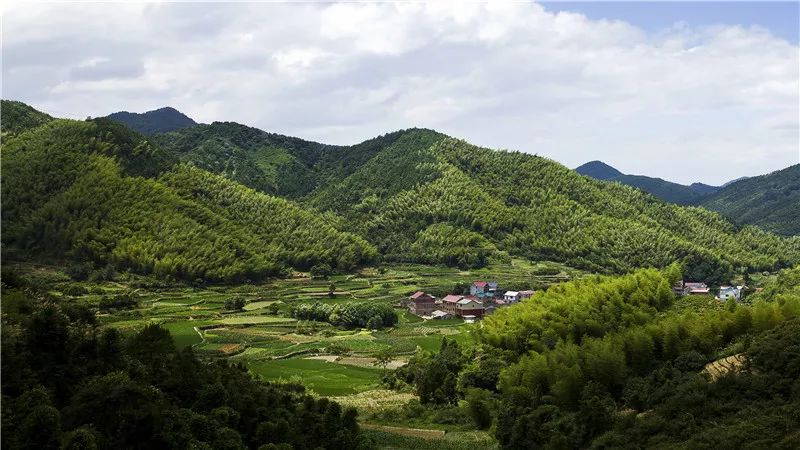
[106,107,197,135]
[2,100,798,283]
[575,160,798,235]
[575,160,721,204]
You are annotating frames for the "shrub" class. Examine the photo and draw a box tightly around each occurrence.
[223,297,246,311]
[64,285,89,297]
[98,292,138,311]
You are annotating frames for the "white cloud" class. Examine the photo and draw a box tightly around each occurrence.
[2,1,797,185]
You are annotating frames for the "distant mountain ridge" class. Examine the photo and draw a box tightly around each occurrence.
[576,160,797,236]
[700,164,800,236]
[106,106,197,134]
[575,160,720,205]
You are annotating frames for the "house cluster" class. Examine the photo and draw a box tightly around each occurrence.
[673,280,745,302]
[408,281,533,322]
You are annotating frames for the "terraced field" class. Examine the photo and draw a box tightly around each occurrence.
[8,258,577,448]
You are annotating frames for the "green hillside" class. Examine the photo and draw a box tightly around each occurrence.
[3,101,798,281]
[308,137,800,275]
[1,99,54,136]
[1,110,375,281]
[700,164,800,236]
[152,123,443,198]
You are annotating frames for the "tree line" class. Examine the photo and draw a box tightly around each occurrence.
[1,274,361,449]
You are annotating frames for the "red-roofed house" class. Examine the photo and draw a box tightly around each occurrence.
[441,294,464,314]
[470,281,498,298]
[409,291,436,316]
[682,281,710,296]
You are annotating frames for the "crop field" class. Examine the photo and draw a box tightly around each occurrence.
[8,258,576,448]
[248,358,384,395]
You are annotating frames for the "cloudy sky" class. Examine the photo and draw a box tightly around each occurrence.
[4,1,798,185]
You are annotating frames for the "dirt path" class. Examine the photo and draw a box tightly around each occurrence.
[192,327,206,347]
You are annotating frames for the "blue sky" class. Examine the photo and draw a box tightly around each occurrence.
[4,2,799,185]
[543,2,799,43]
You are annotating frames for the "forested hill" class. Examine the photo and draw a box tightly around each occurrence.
[106,106,197,134]
[1,105,375,282]
[575,160,718,205]
[3,101,799,281]
[1,100,54,136]
[575,160,798,236]
[151,122,445,197]
[304,137,800,277]
[700,164,800,236]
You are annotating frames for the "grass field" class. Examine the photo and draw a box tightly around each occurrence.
[248,358,384,395]
[162,320,215,348]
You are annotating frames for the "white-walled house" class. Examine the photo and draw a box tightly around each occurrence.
[503,291,521,303]
[718,286,742,301]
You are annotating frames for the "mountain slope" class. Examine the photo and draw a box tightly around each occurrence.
[3,102,798,280]
[1,100,54,135]
[1,108,375,281]
[106,107,197,134]
[700,164,800,236]
[311,138,800,275]
[152,123,445,198]
[575,160,718,204]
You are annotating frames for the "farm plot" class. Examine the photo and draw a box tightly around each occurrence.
[219,315,297,325]
[162,320,216,348]
[248,358,383,395]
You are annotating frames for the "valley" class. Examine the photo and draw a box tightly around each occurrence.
[2,101,799,449]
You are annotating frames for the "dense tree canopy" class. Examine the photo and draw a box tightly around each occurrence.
[2,113,375,282]
[0,280,360,449]
[304,137,800,273]
[4,102,798,279]
[700,164,800,236]
[290,301,397,329]
[483,266,800,448]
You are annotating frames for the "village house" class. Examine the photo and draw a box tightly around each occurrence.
[456,297,484,318]
[684,282,710,295]
[519,290,534,300]
[470,281,498,298]
[718,286,743,302]
[441,294,464,314]
[503,290,521,303]
[674,281,710,296]
[408,291,437,316]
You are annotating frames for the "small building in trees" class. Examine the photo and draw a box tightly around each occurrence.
[718,285,742,301]
[503,291,521,303]
[684,281,710,295]
[674,281,710,296]
[519,290,534,300]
